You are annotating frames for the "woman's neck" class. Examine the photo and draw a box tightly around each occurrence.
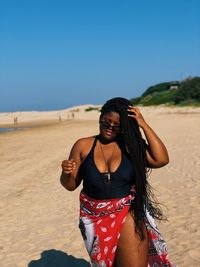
[97,134,117,144]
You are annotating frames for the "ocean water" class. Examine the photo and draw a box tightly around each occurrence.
[0,127,24,133]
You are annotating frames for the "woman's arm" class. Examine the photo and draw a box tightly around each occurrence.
[60,139,83,191]
[127,106,169,168]
[141,122,169,168]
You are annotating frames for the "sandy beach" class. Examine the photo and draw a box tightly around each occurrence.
[0,105,200,267]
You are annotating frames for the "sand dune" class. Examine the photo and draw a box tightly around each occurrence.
[0,105,101,126]
[0,106,199,267]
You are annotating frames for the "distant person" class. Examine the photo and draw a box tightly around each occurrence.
[60,97,174,267]
[71,112,75,119]
[59,115,62,122]
[14,117,18,124]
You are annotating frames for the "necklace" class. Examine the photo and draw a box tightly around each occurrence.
[99,141,116,181]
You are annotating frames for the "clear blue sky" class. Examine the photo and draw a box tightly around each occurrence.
[0,0,199,112]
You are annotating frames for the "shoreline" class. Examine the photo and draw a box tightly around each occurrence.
[0,120,65,130]
[0,120,62,134]
[0,119,97,135]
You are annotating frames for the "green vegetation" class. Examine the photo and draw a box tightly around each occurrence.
[173,77,200,104]
[85,106,100,112]
[140,89,177,106]
[142,82,171,97]
[130,77,200,106]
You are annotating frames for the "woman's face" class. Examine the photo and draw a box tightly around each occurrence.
[99,111,121,141]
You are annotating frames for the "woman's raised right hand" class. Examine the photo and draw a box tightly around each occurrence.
[61,159,76,174]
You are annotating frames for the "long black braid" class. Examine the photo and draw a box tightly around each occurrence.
[101,97,164,240]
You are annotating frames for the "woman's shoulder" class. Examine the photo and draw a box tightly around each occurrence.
[73,135,96,149]
[71,136,96,158]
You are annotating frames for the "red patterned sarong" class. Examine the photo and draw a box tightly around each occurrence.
[79,187,175,267]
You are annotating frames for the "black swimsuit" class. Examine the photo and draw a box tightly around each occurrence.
[79,136,136,199]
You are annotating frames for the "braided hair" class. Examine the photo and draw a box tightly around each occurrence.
[101,97,164,240]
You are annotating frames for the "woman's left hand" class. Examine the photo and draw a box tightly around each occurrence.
[127,106,147,129]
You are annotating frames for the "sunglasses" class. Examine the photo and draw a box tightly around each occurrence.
[100,120,121,133]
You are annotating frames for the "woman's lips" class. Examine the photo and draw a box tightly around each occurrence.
[104,130,113,136]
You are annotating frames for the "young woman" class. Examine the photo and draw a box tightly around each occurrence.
[60,97,175,267]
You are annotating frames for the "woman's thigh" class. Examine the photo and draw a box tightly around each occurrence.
[114,212,148,267]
